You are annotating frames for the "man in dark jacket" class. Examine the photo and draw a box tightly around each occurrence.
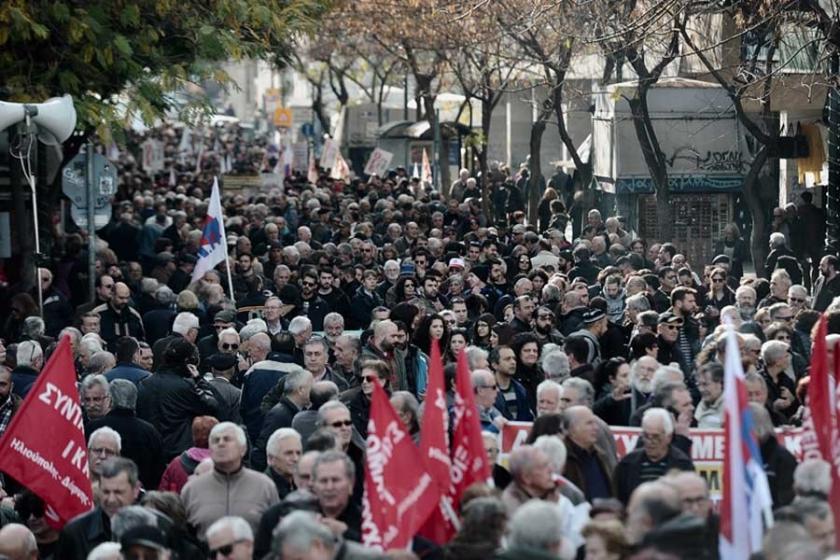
[207,352,243,424]
[350,271,384,330]
[252,368,313,471]
[491,346,534,421]
[86,379,164,489]
[813,255,840,312]
[136,338,221,461]
[568,246,601,286]
[56,458,140,560]
[94,282,145,348]
[614,407,694,504]
[562,406,615,501]
[104,336,150,386]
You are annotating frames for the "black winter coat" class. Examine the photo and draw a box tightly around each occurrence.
[251,396,300,472]
[55,508,110,560]
[86,408,165,489]
[136,368,221,461]
[614,445,695,504]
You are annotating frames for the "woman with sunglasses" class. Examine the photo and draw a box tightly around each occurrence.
[343,359,391,439]
[705,267,736,315]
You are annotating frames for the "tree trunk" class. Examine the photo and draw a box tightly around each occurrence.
[529,110,551,225]
[742,147,769,278]
[311,87,331,138]
[480,97,493,219]
[628,95,673,240]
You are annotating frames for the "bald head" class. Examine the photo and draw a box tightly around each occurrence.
[626,481,681,544]
[373,320,398,352]
[112,282,131,310]
[0,523,38,560]
[248,332,272,362]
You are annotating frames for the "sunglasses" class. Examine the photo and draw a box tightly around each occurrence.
[221,343,239,350]
[789,298,805,304]
[662,324,679,330]
[776,315,794,321]
[209,539,248,559]
[711,278,724,283]
[330,420,353,428]
[302,281,316,287]
[361,375,379,383]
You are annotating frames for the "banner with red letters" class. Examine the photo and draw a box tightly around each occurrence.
[0,336,94,527]
[362,382,439,550]
[500,421,804,504]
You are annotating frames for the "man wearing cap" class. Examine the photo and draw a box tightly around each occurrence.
[198,309,236,367]
[168,253,197,294]
[208,352,243,424]
[569,309,608,368]
[656,312,691,375]
[121,525,172,560]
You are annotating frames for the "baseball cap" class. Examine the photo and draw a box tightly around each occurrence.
[658,311,684,325]
[448,258,465,270]
[213,309,236,323]
[120,525,168,552]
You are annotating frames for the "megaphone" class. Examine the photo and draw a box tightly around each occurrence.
[0,94,76,145]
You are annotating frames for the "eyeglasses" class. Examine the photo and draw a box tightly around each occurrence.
[330,420,353,428]
[789,298,806,304]
[361,375,379,383]
[89,447,117,457]
[209,539,249,559]
[711,277,724,283]
[221,343,239,350]
[662,324,679,331]
[776,315,794,322]
[302,281,316,287]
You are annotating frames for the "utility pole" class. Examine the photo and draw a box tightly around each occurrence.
[828,53,840,254]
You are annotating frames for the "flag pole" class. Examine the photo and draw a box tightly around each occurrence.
[225,255,236,307]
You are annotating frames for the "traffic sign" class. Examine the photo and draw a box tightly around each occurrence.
[300,123,314,138]
[62,152,117,210]
[273,107,293,128]
[70,204,112,231]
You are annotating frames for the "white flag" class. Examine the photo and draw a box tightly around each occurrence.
[191,178,229,283]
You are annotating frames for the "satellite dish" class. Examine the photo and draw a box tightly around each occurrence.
[0,94,77,145]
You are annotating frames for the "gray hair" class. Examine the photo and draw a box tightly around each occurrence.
[89,426,122,453]
[22,316,46,338]
[210,422,247,448]
[79,337,104,357]
[507,500,564,552]
[312,449,355,481]
[465,346,489,370]
[16,340,43,368]
[323,312,344,328]
[86,542,123,560]
[267,428,302,456]
[239,319,267,342]
[794,459,832,498]
[206,516,254,543]
[317,400,349,426]
[99,457,139,486]
[508,445,545,480]
[642,407,674,435]
[283,367,312,396]
[536,379,562,399]
[289,316,312,336]
[561,377,594,407]
[761,340,789,367]
[109,379,137,410]
[625,293,651,312]
[86,352,115,375]
[273,511,336,556]
[541,351,571,382]
[81,373,110,394]
[748,402,775,441]
[172,312,199,336]
[154,285,177,305]
[652,365,684,392]
[218,327,240,341]
[390,391,420,421]
[533,435,567,473]
[769,232,786,248]
[111,505,157,541]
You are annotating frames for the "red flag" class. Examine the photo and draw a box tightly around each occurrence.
[450,349,491,500]
[418,340,458,543]
[362,382,439,550]
[0,336,93,528]
[801,315,840,548]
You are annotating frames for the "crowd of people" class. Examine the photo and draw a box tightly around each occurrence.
[0,122,839,560]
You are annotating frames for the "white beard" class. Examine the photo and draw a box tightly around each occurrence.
[632,377,653,395]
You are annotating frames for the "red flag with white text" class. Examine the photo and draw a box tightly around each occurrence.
[800,315,840,548]
[418,340,458,543]
[362,382,439,550]
[0,336,93,528]
[451,349,491,499]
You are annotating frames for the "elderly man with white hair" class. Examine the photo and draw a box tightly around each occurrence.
[536,380,563,416]
[264,428,302,499]
[88,426,122,478]
[11,340,43,398]
[181,422,279,538]
[614,407,694,504]
[501,445,557,516]
[206,516,254,560]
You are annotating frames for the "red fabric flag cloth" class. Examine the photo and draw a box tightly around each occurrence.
[418,340,458,543]
[801,315,840,548]
[450,349,491,499]
[0,336,93,528]
[362,381,439,550]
